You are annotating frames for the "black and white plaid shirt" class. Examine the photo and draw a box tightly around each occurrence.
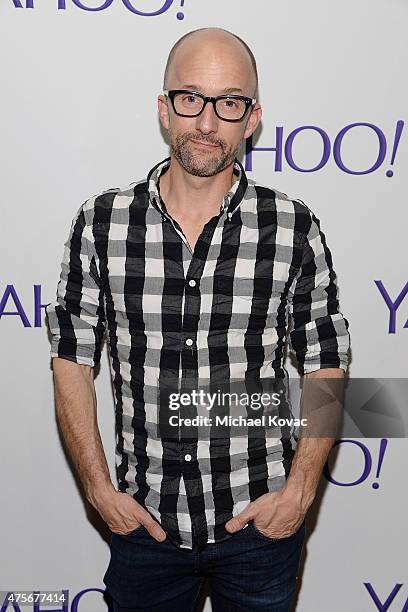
[45,156,350,550]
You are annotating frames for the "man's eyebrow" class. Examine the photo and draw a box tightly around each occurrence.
[179,84,245,95]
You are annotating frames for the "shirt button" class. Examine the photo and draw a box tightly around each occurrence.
[184,454,192,461]
[185,338,194,347]
[188,279,196,287]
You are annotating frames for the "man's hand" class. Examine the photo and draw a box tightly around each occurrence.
[224,484,313,540]
[88,484,167,542]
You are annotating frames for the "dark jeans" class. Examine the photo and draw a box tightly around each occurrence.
[103,519,306,612]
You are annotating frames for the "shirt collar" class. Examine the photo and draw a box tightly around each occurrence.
[146,156,248,221]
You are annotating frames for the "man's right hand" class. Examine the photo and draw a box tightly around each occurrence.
[87,484,167,542]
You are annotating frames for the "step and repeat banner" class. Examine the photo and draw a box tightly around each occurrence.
[1,0,407,610]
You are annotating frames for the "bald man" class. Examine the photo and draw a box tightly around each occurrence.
[46,27,350,612]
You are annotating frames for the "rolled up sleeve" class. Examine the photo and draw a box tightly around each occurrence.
[287,205,350,375]
[45,200,106,367]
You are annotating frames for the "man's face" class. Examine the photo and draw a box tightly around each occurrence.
[158,34,262,178]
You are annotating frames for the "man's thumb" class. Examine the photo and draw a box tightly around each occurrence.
[225,510,253,533]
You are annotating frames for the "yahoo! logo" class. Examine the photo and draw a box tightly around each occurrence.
[0,285,48,327]
[365,583,408,612]
[0,588,112,611]
[10,0,188,19]
[245,120,404,176]
[323,438,388,489]
[375,281,408,334]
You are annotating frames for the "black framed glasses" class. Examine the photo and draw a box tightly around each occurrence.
[163,89,257,122]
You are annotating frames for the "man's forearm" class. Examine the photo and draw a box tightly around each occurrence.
[284,435,335,510]
[284,367,345,508]
[52,357,114,504]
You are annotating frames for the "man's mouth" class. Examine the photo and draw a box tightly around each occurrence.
[189,138,220,149]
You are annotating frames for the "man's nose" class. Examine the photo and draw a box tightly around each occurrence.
[195,100,219,134]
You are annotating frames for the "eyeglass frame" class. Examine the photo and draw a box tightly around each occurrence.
[162,89,257,123]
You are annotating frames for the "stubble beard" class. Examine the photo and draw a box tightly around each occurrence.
[169,129,241,177]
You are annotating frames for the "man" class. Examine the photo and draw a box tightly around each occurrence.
[45,27,350,612]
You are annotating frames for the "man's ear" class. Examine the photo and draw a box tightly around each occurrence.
[158,95,170,130]
[243,103,262,140]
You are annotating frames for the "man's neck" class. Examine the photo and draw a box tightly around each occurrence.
[159,155,236,223]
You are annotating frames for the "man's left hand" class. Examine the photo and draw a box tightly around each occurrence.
[224,484,314,539]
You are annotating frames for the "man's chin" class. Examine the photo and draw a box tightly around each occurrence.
[185,165,221,178]
[171,142,233,177]
[181,153,225,177]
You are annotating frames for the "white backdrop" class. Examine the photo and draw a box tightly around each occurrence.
[1,0,407,610]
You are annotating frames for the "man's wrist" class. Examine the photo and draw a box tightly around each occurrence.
[84,478,116,508]
[282,475,316,512]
